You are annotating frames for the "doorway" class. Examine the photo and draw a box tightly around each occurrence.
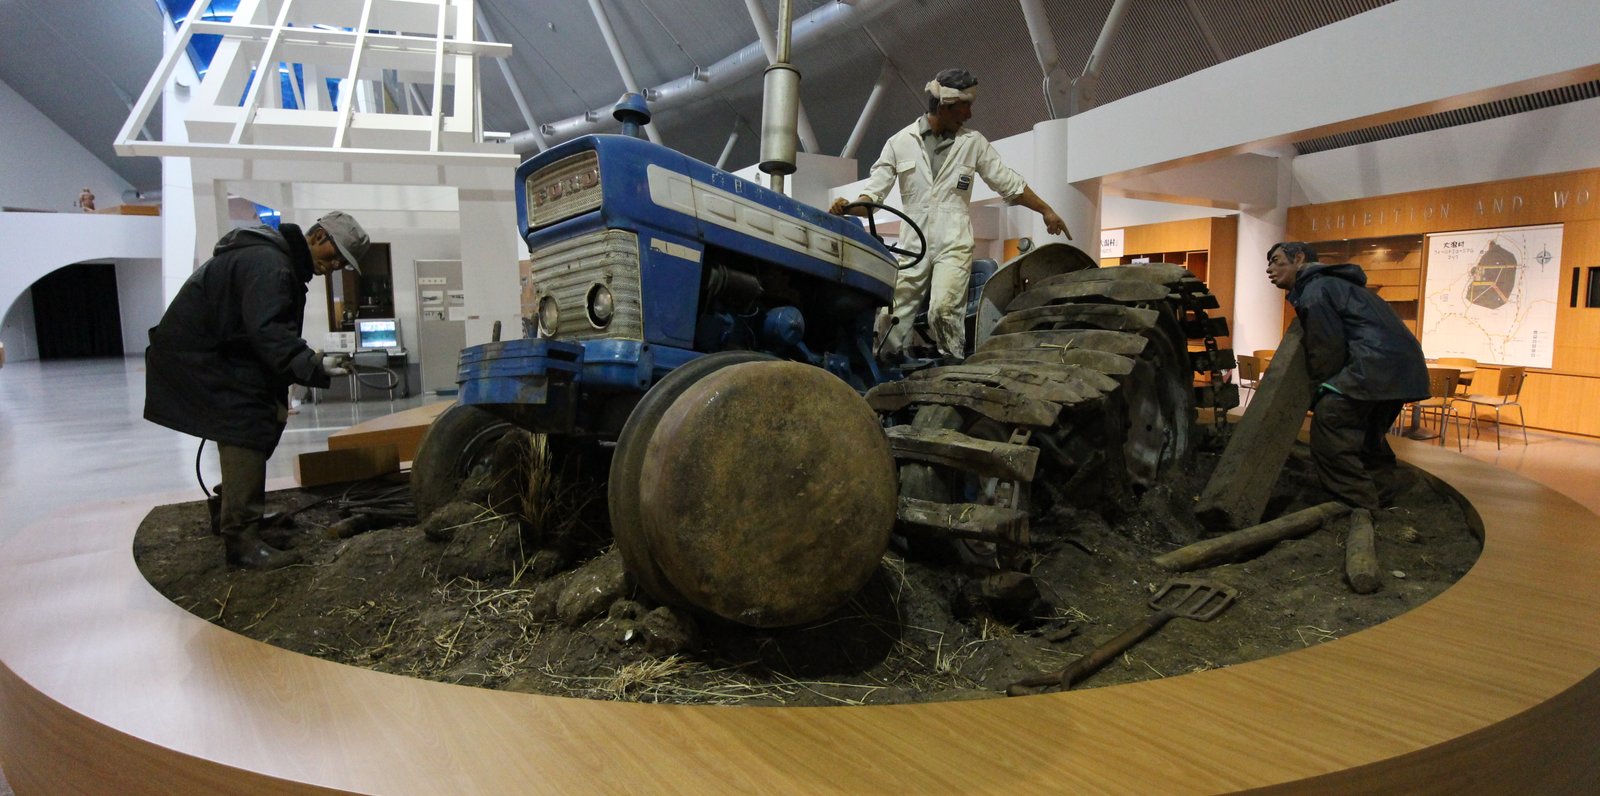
[32,263,124,359]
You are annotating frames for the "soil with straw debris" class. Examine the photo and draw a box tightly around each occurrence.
[134,436,1480,706]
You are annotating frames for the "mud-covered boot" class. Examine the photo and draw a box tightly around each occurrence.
[224,527,300,570]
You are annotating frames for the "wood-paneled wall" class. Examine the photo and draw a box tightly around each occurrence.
[1099,216,1238,347]
[1287,167,1600,437]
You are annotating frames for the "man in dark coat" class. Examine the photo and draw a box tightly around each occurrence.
[1267,241,1430,511]
[146,211,370,568]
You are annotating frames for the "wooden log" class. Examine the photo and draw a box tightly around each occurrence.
[1346,508,1381,594]
[896,496,1029,547]
[1154,501,1351,571]
[1194,321,1316,531]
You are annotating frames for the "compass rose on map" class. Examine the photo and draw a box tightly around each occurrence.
[1535,247,1553,265]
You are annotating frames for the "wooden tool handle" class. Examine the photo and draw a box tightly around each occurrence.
[1056,610,1175,689]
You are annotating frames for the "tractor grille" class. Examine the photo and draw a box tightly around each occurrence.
[525,229,644,341]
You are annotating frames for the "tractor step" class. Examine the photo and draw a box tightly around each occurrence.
[885,425,1039,482]
[896,496,1030,548]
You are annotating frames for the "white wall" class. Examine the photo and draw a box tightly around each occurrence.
[1065,0,1600,183]
[1293,96,1600,205]
[0,213,163,363]
[0,288,37,362]
[0,77,132,211]
[115,259,164,355]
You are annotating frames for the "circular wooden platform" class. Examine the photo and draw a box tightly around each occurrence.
[2,440,1598,794]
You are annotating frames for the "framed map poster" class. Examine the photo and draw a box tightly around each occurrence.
[1422,223,1562,368]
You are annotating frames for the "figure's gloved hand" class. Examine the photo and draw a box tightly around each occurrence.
[322,353,348,376]
[828,197,850,216]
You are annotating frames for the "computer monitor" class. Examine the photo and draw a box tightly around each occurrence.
[355,318,401,351]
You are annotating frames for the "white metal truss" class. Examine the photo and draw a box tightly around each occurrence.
[116,0,517,167]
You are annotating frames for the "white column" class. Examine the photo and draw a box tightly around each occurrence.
[457,187,522,345]
[1232,152,1294,355]
[1031,118,1098,255]
[159,21,200,306]
[160,156,197,305]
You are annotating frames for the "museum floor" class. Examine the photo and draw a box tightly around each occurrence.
[1,357,1597,792]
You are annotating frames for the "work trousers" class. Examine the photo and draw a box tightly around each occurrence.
[882,208,974,360]
[1309,393,1406,511]
[218,442,269,539]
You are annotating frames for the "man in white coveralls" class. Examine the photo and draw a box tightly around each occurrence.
[831,67,1069,363]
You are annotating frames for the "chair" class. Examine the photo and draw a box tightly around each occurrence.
[1458,366,1528,449]
[350,350,402,401]
[1434,357,1478,394]
[1414,367,1464,450]
[1235,355,1263,406]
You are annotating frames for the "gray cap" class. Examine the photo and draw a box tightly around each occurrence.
[316,211,370,273]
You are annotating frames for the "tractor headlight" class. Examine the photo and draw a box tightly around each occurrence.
[537,295,560,337]
[586,283,614,328]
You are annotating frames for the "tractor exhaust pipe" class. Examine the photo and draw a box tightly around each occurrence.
[758,0,799,194]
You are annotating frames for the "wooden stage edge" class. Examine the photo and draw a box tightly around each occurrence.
[2,440,1598,794]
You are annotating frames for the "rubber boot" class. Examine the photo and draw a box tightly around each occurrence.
[224,527,300,570]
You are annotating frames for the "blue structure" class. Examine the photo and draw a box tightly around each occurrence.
[457,98,914,440]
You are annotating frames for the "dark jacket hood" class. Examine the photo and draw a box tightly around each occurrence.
[213,223,314,282]
[213,225,287,257]
[1289,262,1366,303]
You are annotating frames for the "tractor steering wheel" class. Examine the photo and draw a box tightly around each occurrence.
[843,201,927,270]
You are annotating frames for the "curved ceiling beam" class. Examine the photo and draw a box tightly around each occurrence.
[509,0,906,154]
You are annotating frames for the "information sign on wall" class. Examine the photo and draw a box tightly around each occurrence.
[1422,223,1562,368]
[1101,228,1125,259]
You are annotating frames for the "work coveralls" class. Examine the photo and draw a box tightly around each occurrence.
[860,119,1026,358]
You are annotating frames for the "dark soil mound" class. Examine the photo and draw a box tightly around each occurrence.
[133,443,1479,706]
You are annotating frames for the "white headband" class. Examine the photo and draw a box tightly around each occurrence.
[925,80,977,105]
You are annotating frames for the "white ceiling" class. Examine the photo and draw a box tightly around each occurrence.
[0,0,1412,196]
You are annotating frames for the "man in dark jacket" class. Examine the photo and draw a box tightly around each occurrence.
[146,211,369,569]
[1267,242,1430,511]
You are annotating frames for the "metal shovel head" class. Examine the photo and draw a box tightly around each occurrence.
[1148,578,1237,622]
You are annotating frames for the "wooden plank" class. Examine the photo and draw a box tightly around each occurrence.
[978,329,1147,357]
[1195,321,1316,531]
[885,425,1038,481]
[294,444,399,488]
[1003,279,1172,312]
[896,496,1029,546]
[326,400,454,462]
[865,380,1060,427]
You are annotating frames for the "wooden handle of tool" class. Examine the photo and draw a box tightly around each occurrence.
[1008,610,1177,694]
[1056,610,1175,688]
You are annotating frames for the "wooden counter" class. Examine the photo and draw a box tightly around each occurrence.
[2,439,1598,794]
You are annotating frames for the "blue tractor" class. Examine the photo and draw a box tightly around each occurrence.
[411,99,1235,629]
